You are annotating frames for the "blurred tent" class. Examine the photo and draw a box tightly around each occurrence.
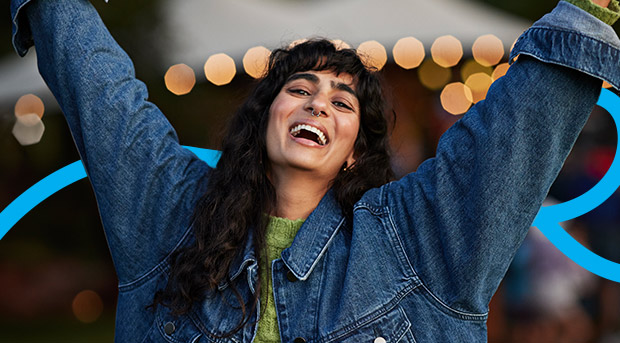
[0,0,530,109]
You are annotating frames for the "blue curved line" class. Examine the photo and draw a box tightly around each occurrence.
[0,161,86,241]
[533,88,620,282]
[535,219,620,282]
[0,146,220,241]
[534,89,620,224]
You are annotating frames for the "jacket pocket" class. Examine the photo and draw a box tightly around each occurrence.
[140,305,208,343]
[323,306,416,343]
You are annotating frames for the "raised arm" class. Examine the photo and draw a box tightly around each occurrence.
[11,0,211,285]
[383,0,620,316]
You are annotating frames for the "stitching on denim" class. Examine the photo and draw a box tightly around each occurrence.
[515,27,620,77]
[118,222,195,291]
[353,202,388,215]
[418,282,488,320]
[385,206,418,280]
[396,306,418,343]
[383,186,488,320]
[528,26,620,52]
[297,217,345,280]
[312,255,327,332]
[515,31,619,88]
[317,281,419,343]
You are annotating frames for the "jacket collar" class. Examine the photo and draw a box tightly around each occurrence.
[222,189,345,288]
[280,189,345,281]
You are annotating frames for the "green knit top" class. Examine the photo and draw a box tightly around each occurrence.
[565,0,619,25]
[254,216,305,343]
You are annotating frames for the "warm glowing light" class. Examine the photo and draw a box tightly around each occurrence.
[465,72,493,103]
[72,290,104,323]
[164,64,196,96]
[472,34,504,67]
[393,37,425,70]
[460,59,492,83]
[12,113,45,146]
[418,59,452,90]
[431,35,463,68]
[15,94,44,118]
[603,81,612,89]
[441,82,473,115]
[243,46,271,79]
[204,53,236,86]
[357,40,388,70]
[492,63,510,81]
[331,39,350,50]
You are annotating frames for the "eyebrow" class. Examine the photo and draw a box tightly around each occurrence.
[286,73,358,98]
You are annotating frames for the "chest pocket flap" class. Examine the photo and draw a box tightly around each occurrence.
[323,306,414,343]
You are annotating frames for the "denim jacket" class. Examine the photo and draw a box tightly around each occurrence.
[11,0,620,342]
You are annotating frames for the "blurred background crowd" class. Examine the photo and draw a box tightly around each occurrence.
[1,0,619,341]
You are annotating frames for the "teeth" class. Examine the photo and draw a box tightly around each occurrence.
[290,124,327,145]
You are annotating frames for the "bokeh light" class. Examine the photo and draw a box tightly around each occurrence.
[164,64,196,95]
[15,94,44,118]
[440,82,473,115]
[431,35,463,68]
[331,39,351,50]
[460,59,492,84]
[12,113,45,146]
[418,59,452,90]
[357,40,388,70]
[243,46,271,79]
[204,53,236,86]
[472,34,504,67]
[492,63,510,81]
[393,37,425,70]
[465,72,493,103]
[72,290,104,323]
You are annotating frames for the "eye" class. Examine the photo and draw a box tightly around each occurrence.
[289,88,310,96]
[333,101,353,111]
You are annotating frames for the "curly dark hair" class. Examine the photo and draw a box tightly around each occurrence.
[151,38,394,337]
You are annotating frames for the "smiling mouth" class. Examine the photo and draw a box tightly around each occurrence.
[290,124,328,146]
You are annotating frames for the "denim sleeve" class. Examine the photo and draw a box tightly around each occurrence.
[384,1,620,315]
[11,0,211,285]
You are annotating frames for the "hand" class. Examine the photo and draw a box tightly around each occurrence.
[591,0,610,8]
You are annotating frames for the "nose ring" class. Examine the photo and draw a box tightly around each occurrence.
[311,109,322,117]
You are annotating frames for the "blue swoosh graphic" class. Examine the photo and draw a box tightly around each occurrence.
[0,90,619,282]
[0,147,221,241]
[534,88,620,282]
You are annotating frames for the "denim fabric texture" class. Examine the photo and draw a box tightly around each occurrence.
[10,0,620,342]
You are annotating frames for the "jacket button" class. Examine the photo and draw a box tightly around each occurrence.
[164,321,175,335]
[293,337,306,343]
[374,337,386,343]
[287,270,298,282]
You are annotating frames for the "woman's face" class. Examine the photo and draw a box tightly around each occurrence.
[266,70,360,180]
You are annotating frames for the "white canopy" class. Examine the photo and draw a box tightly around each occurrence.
[0,0,531,109]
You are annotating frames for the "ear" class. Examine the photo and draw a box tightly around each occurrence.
[345,150,357,170]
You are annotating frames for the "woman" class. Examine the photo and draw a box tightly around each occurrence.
[10,0,620,342]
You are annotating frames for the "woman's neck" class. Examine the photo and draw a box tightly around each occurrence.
[269,169,330,220]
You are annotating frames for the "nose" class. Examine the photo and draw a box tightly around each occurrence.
[306,94,329,118]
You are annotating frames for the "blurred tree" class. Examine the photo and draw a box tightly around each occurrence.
[472,0,620,35]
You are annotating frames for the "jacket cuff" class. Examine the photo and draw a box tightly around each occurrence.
[11,0,33,57]
[509,1,620,90]
[564,0,620,26]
